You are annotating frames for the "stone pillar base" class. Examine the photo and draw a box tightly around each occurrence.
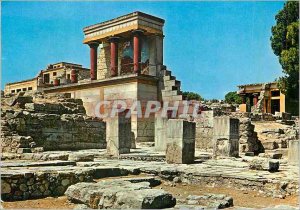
[213,117,240,158]
[166,119,195,164]
[155,115,168,151]
[106,111,131,157]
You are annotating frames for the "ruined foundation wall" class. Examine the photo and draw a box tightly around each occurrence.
[194,110,264,154]
[1,96,106,153]
[1,169,94,201]
[194,110,219,151]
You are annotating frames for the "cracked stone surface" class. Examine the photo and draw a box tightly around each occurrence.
[1,146,299,203]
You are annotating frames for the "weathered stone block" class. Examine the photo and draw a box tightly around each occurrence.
[154,115,168,151]
[262,140,279,150]
[288,140,299,165]
[269,160,279,172]
[213,117,239,158]
[106,111,131,157]
[166,119,195,164]
[68,153,94,162]
[65,179,176,209]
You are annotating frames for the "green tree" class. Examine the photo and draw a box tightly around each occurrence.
[224,91,242,104]
[270,1,299,99]
[182,91,203,101]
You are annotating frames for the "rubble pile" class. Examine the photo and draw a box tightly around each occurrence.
[239,118,264,155]
[258,126,299,156]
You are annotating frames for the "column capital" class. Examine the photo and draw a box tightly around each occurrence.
[108,36,120,43]
[132,29,145,36]
[88,42,100,48]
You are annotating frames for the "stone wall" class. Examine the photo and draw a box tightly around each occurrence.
[194,110,225,151]
[1,169,94,201]
[194,110,265,154]
[251,113,275,121]
[1,95,106,153]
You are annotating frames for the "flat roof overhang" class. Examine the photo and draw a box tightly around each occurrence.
[43,73,158,93]
[83,11,164,44]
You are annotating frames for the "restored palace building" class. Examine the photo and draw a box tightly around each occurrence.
[237,82,286,114]
[4,12,185,144]
[4,62,90,94]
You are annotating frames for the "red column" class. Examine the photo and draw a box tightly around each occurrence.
[253,94,258,106]
[109,37,119,77]
[71,69,77,83]
[88,42,99,80]
[54,78,60,86]
[133,30,143,74]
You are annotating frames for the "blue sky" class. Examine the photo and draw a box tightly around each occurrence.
[2,1,284,99]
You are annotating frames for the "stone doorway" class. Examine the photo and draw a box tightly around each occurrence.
[271,99,280,114]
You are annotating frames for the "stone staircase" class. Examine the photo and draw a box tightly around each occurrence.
[160,67,183,101]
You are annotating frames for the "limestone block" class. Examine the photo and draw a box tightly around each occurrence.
[262,140,279,150]
[106,111,131,157]
[154,116,168,151]
[213,117,239,158]
[65,180,176,209]
[186,194,233,208]
[288,140,300,165]
[166,119,195,164]
[68,153,94,162]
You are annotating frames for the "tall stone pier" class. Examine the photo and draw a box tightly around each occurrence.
[106,111,131,157]
[154,114,168,151]
[213,117,240,158]
[166,119,196,164]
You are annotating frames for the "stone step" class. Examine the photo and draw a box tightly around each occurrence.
[1,160,76,167]
[163,75,176,81]
[161,90,182,97]
[164,80,181,88]
[163,85,179,91]
[162,95,183,101]
[161,70,172,76]
[17,148,32,154]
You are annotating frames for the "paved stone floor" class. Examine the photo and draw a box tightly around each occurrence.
[1,145,299,209]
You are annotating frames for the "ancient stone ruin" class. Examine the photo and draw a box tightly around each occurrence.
[1,11,299,210]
